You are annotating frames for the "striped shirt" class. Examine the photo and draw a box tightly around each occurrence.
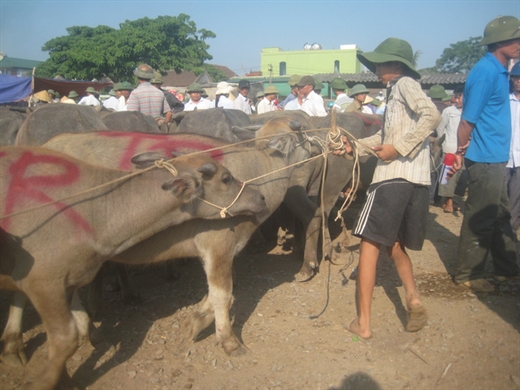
[357,76,440,186]
[126,82,171,118]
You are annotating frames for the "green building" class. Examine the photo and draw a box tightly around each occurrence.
[260,45,362,77]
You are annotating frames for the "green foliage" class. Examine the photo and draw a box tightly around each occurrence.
[435,37,486,73]
[195,64,228,82]
[35,14,216,82]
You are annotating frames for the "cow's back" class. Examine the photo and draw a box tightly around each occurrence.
[15,104,107,146]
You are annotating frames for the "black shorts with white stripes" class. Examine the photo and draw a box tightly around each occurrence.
[352,179,429,250]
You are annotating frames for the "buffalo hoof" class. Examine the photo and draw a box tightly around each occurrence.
[221,336,249,357]
[294,268,315,283]
[1,349,28,367]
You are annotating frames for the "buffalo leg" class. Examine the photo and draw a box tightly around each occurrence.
[1,290,28,367]
[20,286,79,390]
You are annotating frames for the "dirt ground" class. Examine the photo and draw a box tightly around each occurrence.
[1,196,520,390]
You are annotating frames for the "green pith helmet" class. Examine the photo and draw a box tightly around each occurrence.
[86,86,98,94]
[68,90,79,98]
[357,37,421,80]
[150,72,164,84]
[288,74,302,87]
[186,83,204,93]
[264,85,279,95]
[256,90,265,98]
[330,77,348,90]
[47,89,56,96]
[348,84,370,97]
[115,82,134,91]
[133,64,154,79]
[479,15,520,46]
[314,80,323,90]
[428,84,449,99]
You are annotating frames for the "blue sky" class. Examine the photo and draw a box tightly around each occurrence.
[1,0,518,76]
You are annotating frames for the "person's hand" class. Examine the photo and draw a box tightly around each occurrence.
[330,135,352,157]
[372,144,399,161]
[448,154,463,177]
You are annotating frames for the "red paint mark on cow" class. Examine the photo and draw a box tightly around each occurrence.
[97,132,225,169]
[1,151,93,233]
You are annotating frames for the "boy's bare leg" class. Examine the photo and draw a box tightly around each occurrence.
[349,238,380,339]
[387,242,428,332]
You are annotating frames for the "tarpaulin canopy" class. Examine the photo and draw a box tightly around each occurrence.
[0,74,32,104]
[0,75,114,104]
[33,77,113,99]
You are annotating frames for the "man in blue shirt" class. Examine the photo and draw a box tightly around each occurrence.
[451,16,520,292]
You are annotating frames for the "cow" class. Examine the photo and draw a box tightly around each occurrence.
[0,107,26,146]
[0,146,266,389]
[37,128,319,363]
[234,113,383,281]
[170,108,252,142]
[101,111,161,133]
[14,104,108,146]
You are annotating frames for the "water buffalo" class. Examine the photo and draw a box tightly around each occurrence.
[0,146,266,389]
[170,108,252,142]
[101,111,161,133]
[235,113,382,281]
[14,104,108,146]
[39,129,320,362]
[0,107,26,146]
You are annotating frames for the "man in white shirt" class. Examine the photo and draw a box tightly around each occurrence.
[184,83,213,111]
[508,61,520,240]
[78,87,101,106]
[233,79,253,114]
[215,82,235,109]
[103,89,119,110]
[284,75,327,117]
[257,85,279,114]
[115,82,133,111]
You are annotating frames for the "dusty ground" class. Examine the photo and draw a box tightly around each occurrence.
[1,197,520,390]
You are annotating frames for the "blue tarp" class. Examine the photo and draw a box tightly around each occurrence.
[0,74,32,104]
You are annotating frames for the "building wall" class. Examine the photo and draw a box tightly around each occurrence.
[261,47,362,77]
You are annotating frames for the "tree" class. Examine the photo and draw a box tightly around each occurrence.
[435,37,486,74]
[196,64,228,82]
[36,14,216,82]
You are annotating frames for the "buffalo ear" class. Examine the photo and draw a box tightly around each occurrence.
[267,134,296,156]
[197,163,217,179]
[231,126,257,141]
[162,175,202,203]
[131,152,170,169]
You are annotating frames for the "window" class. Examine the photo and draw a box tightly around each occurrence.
[334,60,340,73]
[279,62,286,76]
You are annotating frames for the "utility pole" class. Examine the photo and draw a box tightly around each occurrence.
[268,64,273,84]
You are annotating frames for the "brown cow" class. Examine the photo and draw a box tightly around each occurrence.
[0,146,266,389]
[38,128,320,362]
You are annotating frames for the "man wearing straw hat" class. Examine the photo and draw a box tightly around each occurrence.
[333,37,439,339]
[257,85,279,114]
[451,16,520,292]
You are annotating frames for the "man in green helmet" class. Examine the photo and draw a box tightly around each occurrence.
[126,64,172,124]
[332,37,440,339]
[330,77,352,112]
[450,16,520,293]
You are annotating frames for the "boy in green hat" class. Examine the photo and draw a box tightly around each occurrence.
[333,37,440,339]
